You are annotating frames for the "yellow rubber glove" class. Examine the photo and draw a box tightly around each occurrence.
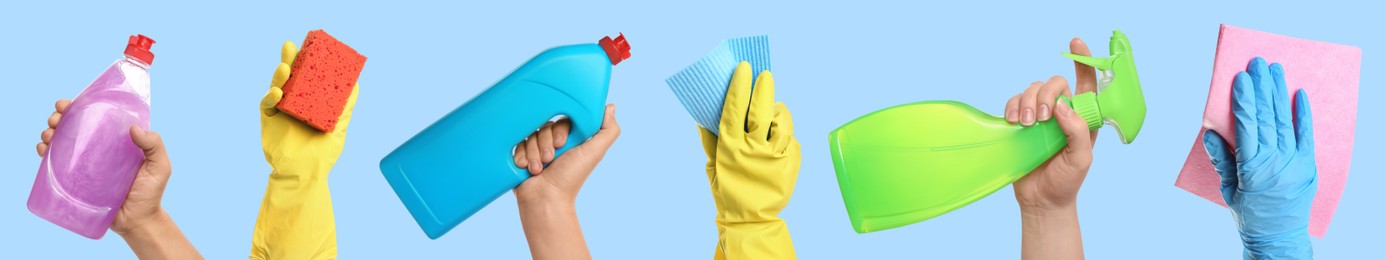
[250,40,358,260]
[699,61,800,260]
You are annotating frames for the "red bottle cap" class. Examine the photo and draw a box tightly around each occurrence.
[599,33,631,66]
[124,35,156,65]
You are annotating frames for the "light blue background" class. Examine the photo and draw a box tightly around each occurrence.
[1,1,1378,258]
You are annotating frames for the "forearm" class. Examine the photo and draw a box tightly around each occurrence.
[118,210,202,260]
[518,198,590,260]
[1020,205,1084,260]
[250,173,337,259]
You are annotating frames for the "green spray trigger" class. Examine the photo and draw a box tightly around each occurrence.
[1062,53,1116,70]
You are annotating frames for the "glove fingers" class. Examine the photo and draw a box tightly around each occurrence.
[1232,71,1259,163]
[271,63,292,89]
[719,62,754,140]
[747,70,775,141]
[1293,89,1316,154]
[720,61,753,140]
[260,87,284,117]
[1202,129,1239,205]
[333,84,360,133]
[769,102,794,154]
[1269,63,1295,152]
[1249,57,1278,153]
[264,41,295,118]
[783,139,802,195]
[280,40,298,65]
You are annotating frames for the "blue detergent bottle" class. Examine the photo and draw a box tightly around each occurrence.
[380,34,630,239]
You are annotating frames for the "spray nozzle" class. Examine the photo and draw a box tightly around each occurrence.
[1060,30,1146,144]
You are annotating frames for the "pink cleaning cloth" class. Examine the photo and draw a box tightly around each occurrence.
[1176,24,1361,237]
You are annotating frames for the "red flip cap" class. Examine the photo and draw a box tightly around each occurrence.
[124,35,156,65]
[599,33,631,66]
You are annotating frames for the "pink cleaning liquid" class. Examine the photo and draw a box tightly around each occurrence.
[28,35,154,239]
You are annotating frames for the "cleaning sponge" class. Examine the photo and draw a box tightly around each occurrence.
[278,29,367,132]
[666,35,771,135]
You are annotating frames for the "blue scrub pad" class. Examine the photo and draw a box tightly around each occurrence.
[666,35,771,135]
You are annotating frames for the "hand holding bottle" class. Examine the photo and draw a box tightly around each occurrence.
[37,99,201,259]
[1007,38,1099,260]
[512,104,620,260]
[1007,38,1099,212]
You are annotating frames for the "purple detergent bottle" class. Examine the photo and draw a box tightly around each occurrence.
[29,35,155,239]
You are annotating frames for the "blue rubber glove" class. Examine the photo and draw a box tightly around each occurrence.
[1202,57,1317,259]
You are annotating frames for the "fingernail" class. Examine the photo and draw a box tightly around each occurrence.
[1039,104,1051,121]
[1022,108,1035,126]
[1006,110,1018,122]
[131,125,145,135]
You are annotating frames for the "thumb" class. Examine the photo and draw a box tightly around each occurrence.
[1054,100,1093,154]
[130,126,171,176]
[584,104,621,153]
[558,104,621,163]
[260,87,283,117]
[1201,129,1239,205]
[698,125,716,160]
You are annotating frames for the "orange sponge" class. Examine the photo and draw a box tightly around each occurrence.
[278,29,367,132]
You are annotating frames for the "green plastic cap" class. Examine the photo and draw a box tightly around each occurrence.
[1069,93,1102,130]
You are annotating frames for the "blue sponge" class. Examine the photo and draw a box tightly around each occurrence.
[666,35,771,135]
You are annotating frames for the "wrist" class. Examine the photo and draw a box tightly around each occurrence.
[1016,191,1078,214]
[515,181,575,209]
[1019,204,1084,259]
[1018,200,1075,216]
[516,194,589,260]
[1021,204,1078,223]
[518,194,576,216]
[114,208,171,238]
[1020,203,1081,245]
[116,209,203,259]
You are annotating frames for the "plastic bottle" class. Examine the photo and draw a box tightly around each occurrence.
[829,30,1145,234]
[29,35,155,239]
[380,34,630,239]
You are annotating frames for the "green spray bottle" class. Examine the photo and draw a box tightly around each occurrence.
[828,30,1145,234]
